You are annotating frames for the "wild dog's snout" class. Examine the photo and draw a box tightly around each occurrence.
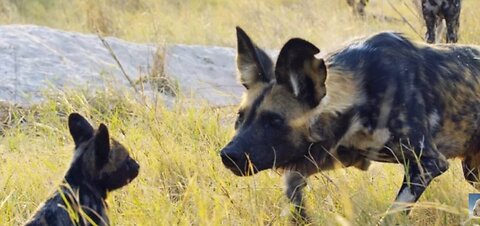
[128,158,140,178]
[220,149,244,168]
[220,142,246,168]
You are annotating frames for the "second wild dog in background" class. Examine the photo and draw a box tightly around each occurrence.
[347,0,462,43]
[421,0,461,43]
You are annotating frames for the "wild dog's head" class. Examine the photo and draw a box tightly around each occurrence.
[65,113,139,192]
[220,27,328,176]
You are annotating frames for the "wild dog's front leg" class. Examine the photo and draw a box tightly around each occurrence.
[444,0,461,43]
[282,145,370,223]
[391,143,449,213]
[284,170,309,224]
[422,2,437,43]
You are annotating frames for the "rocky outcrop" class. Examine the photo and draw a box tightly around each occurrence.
[0,25,255,107]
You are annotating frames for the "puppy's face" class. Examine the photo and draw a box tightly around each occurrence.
[67,113,139,191]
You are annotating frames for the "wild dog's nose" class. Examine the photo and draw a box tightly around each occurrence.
[128,159,140,177]
[130,160,139,171]
[220,148,244,169]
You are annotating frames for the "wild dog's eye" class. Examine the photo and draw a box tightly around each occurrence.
[270,116,284,127]
[235,111,245,129]
[263,112,284,128]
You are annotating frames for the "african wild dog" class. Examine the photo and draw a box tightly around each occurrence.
[221,27,372,220]
[220,27,480,221]
[25,113,139,226]
[421,0,461,43]
[347,0,369,16]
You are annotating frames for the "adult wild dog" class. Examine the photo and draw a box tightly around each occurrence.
[25,113,139,226]
[220,27,480,220]
[421,0,461,43]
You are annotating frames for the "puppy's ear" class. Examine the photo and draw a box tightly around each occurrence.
[68,113,94,148]
[236,26,273,89]
[275,38,327,107]
[94,124,110,167]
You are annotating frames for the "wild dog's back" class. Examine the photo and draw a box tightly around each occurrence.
[322,32,480,160]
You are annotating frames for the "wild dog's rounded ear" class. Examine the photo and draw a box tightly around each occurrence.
[275,38,327,107]
[94,123,110,167]
[236,26,273,89]
[68,113,94,148]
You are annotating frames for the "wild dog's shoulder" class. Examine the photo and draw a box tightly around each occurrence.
[428,43,480,59]
[334,32,414,52]
[362,32,415,49]
[326,32,418,70]
[420,43,480,79]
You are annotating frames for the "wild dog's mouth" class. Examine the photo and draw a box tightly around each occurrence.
[224,163,259,177]
[220,144,307,176]
[221,156,259,177]
[220,151,262,176]
[102,159,140,191]
[128,160,140,181]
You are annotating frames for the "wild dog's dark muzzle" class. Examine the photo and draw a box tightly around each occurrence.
[220,138,252,176]
[101,157,140,191]
[127,158,140,179]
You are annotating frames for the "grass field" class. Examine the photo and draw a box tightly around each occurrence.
[2,0,480,225]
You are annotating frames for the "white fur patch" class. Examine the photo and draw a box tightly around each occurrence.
[71,142,88,164]
[338,117,391,152]
[340,115,363,142]
[394,188,416,204]
[377,85,396,128]
[316,70,365,115]
[347,41,368,51]
[428,110,440,130]
[290,73,301,97]
[390,188,416,211]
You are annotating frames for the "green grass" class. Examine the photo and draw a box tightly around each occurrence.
[2,0,480,225]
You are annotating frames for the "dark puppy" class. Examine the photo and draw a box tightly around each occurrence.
[25,113,139,226]
[421,0,461,43]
